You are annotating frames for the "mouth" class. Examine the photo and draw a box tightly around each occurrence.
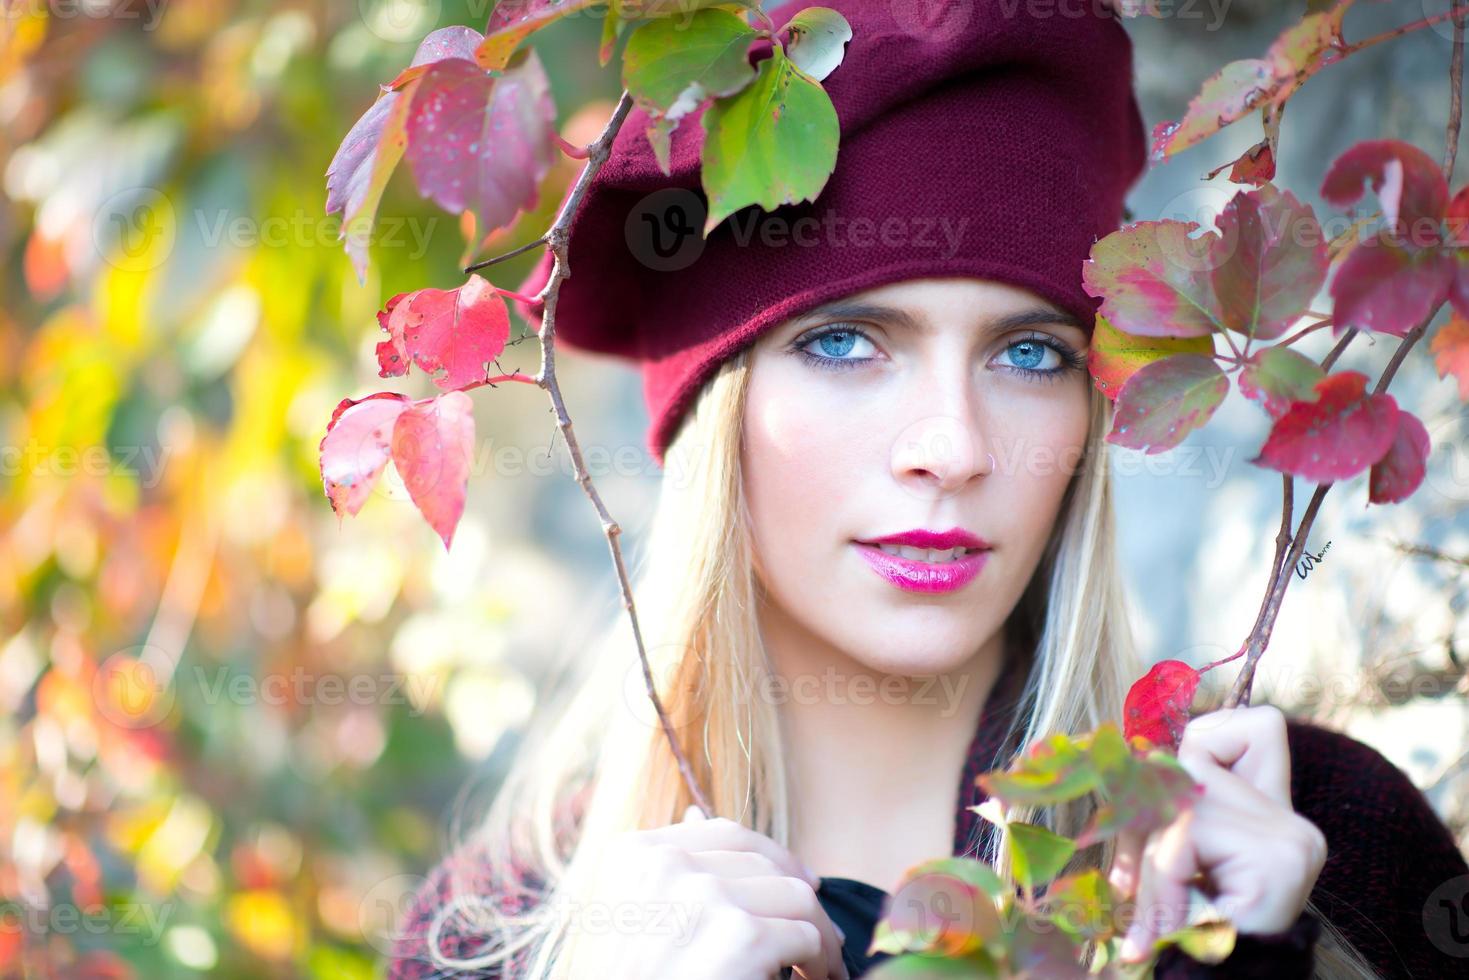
[851,541,991,593]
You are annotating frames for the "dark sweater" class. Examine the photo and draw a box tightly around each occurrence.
[388,658,1469,978]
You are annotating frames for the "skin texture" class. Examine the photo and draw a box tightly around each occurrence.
[742,276,1093,889]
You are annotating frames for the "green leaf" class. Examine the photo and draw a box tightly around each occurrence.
[781,6,852,81]
[977,732,1100,807]
[598,1,628,67]
[1078,746,1200,849]
[1238,345,1326,418]
[874,859,1007,958]
[1155,915,1237,964]
[622,9,759,114]
[865,952,1001,978]
[1041,870,1118,942]
[901,857,1006,900]
[1006,822,1076,891]
[700,45,838,234]
[1107,352,1229,454]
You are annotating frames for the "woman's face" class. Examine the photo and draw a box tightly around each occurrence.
[742,276,1093,678]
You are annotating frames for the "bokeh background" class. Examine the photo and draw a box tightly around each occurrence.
[1,0,1466,976]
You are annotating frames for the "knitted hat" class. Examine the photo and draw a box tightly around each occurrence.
[512,0,1148,466]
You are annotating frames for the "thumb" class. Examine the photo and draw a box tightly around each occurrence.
[682,804,705,823]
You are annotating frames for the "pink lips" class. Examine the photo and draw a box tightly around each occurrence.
[853,526,993,594]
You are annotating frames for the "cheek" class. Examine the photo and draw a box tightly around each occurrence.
[741,369,870,584]
[744,382,835,548]
[993,391,1091,531]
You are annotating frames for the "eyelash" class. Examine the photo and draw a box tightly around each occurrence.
[790,324,1087,383]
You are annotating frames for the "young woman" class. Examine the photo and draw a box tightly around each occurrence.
[388,3,1469,978]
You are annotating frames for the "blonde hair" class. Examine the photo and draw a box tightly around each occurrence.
[422,346,1378,978]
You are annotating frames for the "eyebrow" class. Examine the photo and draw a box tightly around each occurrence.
[790,301,1086,335]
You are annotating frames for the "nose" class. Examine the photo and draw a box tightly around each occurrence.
[890,413,995,496]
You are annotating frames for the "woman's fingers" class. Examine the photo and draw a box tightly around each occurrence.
[1177,705,1291,807]
[720,876,848,980]
[1108,828,1146,899]
[648,813,821,888]
[1110,705,1322,962]
[1121,808,1197,960]
[693,849,788,880]
[754,917,826,980]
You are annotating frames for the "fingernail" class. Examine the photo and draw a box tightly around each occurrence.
[802,862,821,887]
[834,923,846,943]
[1119,927,1144,962]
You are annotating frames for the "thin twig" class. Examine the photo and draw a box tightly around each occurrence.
[1335,2,1469,59]
[521,91,713,815]
[1386,540,1469,571]
[1274,316,1333,350]
[465,234,548,275]
[1446,8,1466,181]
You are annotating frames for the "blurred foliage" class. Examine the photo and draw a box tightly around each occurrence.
[0,1,618,976]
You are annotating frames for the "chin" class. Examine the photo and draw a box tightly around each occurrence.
[842,633,982,679]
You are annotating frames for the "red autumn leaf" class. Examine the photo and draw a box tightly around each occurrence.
[390,391,477,550]
[1210,183,1329,341]
[1237,345,1326,419]
[1107,353,1229,454]
[1320,139,1449,246]
[1368,410,1431,505]
[319,392,411,519]
[319,390,478,549]
[1083,220,1225,339]
[1430,309,1469,400]
[1205,135,1276,187]
[1082,185,1325,342]
[404,51,557,247]
[326,27,483,281]
[1150,3,1346,160]
[1123,660,1201,750]
[1251,370,1401,481]
[1328,238,1455,338]
[375,274,511,390]
[477,0,603,71]
[1150,60,1274,162]
[1445,184,1469,249]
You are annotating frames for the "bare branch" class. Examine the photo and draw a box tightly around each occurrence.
[523,91,713,815]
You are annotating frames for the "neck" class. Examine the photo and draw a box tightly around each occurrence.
[762,603,1008,891]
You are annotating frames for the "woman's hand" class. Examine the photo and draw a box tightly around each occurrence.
[1108,705,1328,962]
[566,805,849,980]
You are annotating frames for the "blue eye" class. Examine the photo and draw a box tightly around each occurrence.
[792,324,877,371]
[996,333,1088,383]
[791,326,1086,381]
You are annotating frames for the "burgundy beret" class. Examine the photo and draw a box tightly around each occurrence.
[512,0,1148,465]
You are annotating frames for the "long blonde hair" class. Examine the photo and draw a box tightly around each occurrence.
[423,346,1377,978]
